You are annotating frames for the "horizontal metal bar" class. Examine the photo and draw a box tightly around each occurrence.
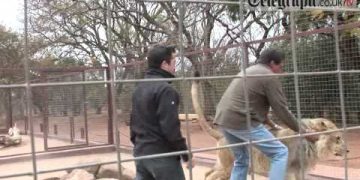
[0,144,115,162]
[0,69,360,89]
[0,84,26,89]
[24,69,360,82]
[0,172,34,179]
[29,80,109,87]
[46,144,89,151]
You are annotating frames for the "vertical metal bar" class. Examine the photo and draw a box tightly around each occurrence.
[106,0,122,178]
[243,44,249,68]
[178,2,193,180]
[41,73,49,151]
[7,88,13,128]
[25,114,29,135]
[70,78,76,142]
[82,71,89,145]
[23,0,38,179]
[106,67,114,144]
[238,1,254,180]
[290,11,305,180]
[54,124,58,135]
[334,12,349,180]
[70,116,75,144]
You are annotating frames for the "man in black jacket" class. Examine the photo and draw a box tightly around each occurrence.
[130,45,191,180]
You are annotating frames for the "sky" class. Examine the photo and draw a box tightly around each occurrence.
[0,0,23,31]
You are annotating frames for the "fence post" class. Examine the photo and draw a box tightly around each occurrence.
[70,116,74,144]
[54,124,57,135]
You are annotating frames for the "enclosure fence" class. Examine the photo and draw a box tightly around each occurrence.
[0,0,359,179]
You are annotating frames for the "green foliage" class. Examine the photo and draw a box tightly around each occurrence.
[53,57,85,67]
[0,25,23,83]
[225,0,241,21]
[272,31,360,121]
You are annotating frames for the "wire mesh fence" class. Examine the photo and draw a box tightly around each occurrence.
[0,0,359,179]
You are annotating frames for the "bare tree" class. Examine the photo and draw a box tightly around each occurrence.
[28,1,290,118]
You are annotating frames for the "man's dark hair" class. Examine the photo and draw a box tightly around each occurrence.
[147,45,176,69]
[257,49,285,65]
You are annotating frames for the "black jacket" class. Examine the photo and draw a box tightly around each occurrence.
[130,68,189,162]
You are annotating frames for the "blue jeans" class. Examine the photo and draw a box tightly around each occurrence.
[135,156,185,180]
[221,125,288,180]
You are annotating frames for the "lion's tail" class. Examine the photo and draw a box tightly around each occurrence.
[191,72,223,140]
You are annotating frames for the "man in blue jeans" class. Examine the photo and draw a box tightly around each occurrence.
[214,49,316,180]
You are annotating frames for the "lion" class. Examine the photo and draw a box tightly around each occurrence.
[252,124,346,180]
[191,78,347,180]
[0,123,22,147]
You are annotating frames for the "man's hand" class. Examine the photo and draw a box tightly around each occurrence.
[264,117,283,131]
[304,129,319,143]
[271,124,284,131]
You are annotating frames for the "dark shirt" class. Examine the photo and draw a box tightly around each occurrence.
[130,68,189,161]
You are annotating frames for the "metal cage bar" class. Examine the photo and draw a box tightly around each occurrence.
[106,0,124,178]
[1,0,359,179]
[334,11,350,180]
[23,0,38,179]
[290,11,305,180]
[178,1,195,180]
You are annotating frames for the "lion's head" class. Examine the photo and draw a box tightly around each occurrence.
[302,118,349,158]
[302,118,337,132]
[316,131,349,158]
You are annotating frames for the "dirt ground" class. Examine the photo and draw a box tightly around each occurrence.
[1,112,359,179]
